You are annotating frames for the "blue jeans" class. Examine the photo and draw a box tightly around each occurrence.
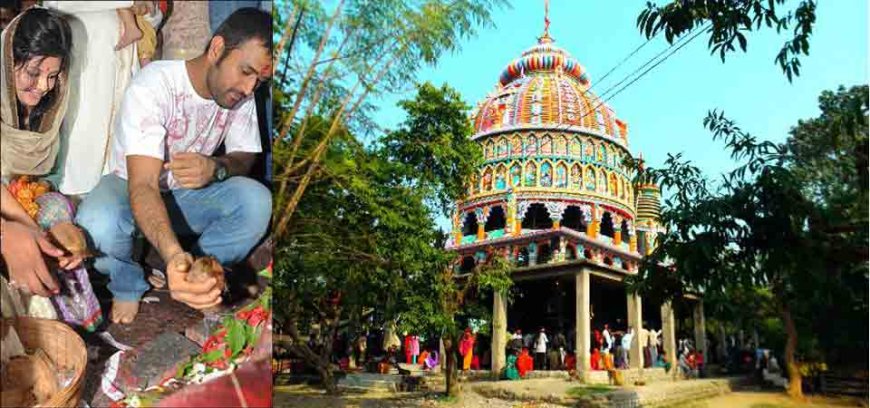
[76,174,271,301]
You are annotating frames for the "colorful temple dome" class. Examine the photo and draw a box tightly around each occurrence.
[452,33,654,273]
[471,35,629,147]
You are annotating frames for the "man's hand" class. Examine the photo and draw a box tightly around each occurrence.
[166,252,222,310]
[165,153,216,189]
[1,220,61,296]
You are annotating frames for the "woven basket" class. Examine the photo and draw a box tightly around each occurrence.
[2,317,87,407]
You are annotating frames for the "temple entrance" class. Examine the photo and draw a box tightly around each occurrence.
[507,277,574,338]
[589,275,628,334]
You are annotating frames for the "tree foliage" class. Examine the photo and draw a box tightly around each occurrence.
[272,0,505,237]
[627,85,868,398]
[273,82,490,394]
[637,0,816,81]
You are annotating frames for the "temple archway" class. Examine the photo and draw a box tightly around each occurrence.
[485,206,507,233]
[562,205,588,233]
[600,212,615,238]
[521,203,553,230]
[462,212,478,236]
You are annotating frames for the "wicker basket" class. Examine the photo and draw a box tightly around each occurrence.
[1,317,87,407]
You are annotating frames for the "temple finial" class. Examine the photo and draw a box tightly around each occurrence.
[544,0,550,35]
[538,0,554,44]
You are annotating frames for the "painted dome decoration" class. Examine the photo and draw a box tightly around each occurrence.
[498,36,589,87]
[473,35,629,146]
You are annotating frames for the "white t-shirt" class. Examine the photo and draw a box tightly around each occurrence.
[109,60,261,190]
[649,329,660,347]
[534,333,548,353]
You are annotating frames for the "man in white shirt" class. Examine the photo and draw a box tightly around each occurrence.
[603,323,614,352]
[621,327,635,368]
[77,8,271,324]
[534,328,549,370]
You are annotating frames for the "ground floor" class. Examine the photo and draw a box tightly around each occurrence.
[485,260,707,380]
[273,379,867,408]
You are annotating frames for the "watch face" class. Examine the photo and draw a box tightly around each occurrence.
[217,165,228,181]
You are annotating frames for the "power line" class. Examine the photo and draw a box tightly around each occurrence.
[554,23,710,133]
[591,37,653,93]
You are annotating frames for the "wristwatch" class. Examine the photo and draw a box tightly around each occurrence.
[214,160,229,182]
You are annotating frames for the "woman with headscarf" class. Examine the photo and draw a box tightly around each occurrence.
[516,347,534,378]
[505,350,520,380]
[1,7,76,297]
[459,327,476,371]
[1,7,103,331]
[424,350,439,370]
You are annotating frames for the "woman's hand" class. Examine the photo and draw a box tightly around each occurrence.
[1,219,62,296]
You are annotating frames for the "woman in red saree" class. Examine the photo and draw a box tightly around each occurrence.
[517,347,534,378]
[459,328,475,371]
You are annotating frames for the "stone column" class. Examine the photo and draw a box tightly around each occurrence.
[491,291,508,378]
[575,268,591,379]
[626,293,643,368]
[613,215,623,245]
[694,300,707,362]
[660,301,677,376]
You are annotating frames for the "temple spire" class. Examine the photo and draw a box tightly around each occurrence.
[539,0,552,43]
[544,0,550,35]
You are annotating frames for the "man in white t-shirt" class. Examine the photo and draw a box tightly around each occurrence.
[534,328,549,370]
[77,8,272,324]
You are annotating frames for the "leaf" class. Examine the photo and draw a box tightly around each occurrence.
[201,350,224,363]
[227,319,246,356]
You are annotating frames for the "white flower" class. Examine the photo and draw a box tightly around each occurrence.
[128,396,142,408]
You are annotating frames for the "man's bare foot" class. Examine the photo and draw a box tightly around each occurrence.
[111,300,139,324]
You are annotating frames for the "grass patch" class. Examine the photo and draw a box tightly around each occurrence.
[566,385,614,398]
[434,393,460,404]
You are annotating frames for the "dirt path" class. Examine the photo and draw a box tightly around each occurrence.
[673,389,867,408]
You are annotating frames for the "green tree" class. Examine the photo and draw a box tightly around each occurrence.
[273,82,494,395]
[378,82,513,397]
[638,0,816,81]
[628,85,868,399]
[272,0,505,238]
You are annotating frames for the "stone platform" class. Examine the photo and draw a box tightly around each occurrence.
[463,367,675,385]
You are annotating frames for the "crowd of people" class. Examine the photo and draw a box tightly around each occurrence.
[498,324,675,380]
[0,1,272,328]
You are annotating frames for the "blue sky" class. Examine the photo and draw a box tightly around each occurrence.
[371,0,868,183]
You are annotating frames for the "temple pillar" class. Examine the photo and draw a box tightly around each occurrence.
[660,301,677,377]
[694,300,707,362]
[614,230,622,246]
[626,293,643,368]
[575,268,591,379]
[491,291,508,378]
[629,233,637,253]
[477,224,486,241]
[514,219,522,237]
[553,219,561,230]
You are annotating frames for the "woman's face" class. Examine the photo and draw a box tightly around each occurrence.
[14,56,61,108]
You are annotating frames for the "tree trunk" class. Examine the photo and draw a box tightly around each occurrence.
[781,302,804,399]
[443,336,460,397]
[284,313,343,395]
[317,362,339,395]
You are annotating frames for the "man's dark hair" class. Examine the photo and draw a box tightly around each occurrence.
[209,7,271,64]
